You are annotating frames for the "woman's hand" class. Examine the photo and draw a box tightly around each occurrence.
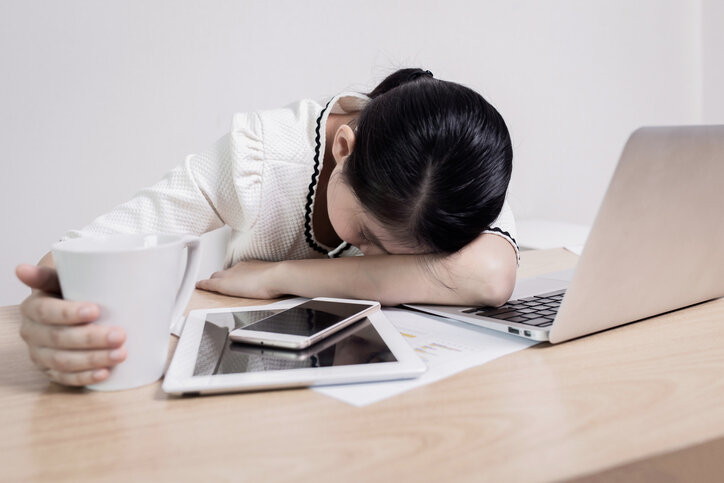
[15,263,127,387]
[196,260,284,299]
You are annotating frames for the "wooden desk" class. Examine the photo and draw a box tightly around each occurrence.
[1,249,723,482]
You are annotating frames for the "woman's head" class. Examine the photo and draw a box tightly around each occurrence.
[327,68,513,256]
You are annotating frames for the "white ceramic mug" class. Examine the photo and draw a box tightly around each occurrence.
[52,234,201,391]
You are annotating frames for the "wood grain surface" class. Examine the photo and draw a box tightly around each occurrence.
[1,248,722,482]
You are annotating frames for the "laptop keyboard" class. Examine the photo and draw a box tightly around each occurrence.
[462,289,567,327]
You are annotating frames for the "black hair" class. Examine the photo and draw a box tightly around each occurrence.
[343,67,513,254]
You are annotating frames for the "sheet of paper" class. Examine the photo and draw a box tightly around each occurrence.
[564,244,584,255]
[314,308,538,407]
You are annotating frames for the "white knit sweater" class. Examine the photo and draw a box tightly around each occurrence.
[63,91,519,267]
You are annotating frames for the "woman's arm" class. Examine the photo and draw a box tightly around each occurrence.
[197,233,517,307]
[60,136,234,241]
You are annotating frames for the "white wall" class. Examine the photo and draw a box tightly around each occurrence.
[0,0,716,305]
[702,0,724,123]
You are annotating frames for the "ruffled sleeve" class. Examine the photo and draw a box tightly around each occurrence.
[482,200,520,264]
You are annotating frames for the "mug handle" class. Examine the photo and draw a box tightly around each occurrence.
[170,236,202,329]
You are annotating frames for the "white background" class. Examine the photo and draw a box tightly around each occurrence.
[1,0,722,305]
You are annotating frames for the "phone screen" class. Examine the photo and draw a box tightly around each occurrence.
[238,300,374,337]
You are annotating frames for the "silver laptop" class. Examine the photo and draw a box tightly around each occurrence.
[406,125,724,343]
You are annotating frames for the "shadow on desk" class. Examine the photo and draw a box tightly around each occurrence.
[569,436,724,482]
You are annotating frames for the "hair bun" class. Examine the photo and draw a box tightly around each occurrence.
[368,68,436,99]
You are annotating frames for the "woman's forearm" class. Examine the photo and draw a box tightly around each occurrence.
[274,234,517,307]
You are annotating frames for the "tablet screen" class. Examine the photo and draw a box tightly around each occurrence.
[193,311,397,376]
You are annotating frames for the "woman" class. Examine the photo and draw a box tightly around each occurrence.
[16,68,519,386]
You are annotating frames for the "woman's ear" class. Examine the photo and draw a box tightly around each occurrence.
[332,124,356,165]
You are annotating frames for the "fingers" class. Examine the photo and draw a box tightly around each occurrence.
[196,278,223,292]
[195,269,228,292]
[196,277,243,297]
[20,318,125,350]
[21,292,99,326]
[47,368,110,387]
[17,264,127,388]
[16,264,61,293]
[30,346,127,373]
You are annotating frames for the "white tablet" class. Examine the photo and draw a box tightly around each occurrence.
[162,299,427,396]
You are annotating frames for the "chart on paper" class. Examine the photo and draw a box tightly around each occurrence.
[397,326,474,363]
[316,307,538,406]
[257,299,539,407]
